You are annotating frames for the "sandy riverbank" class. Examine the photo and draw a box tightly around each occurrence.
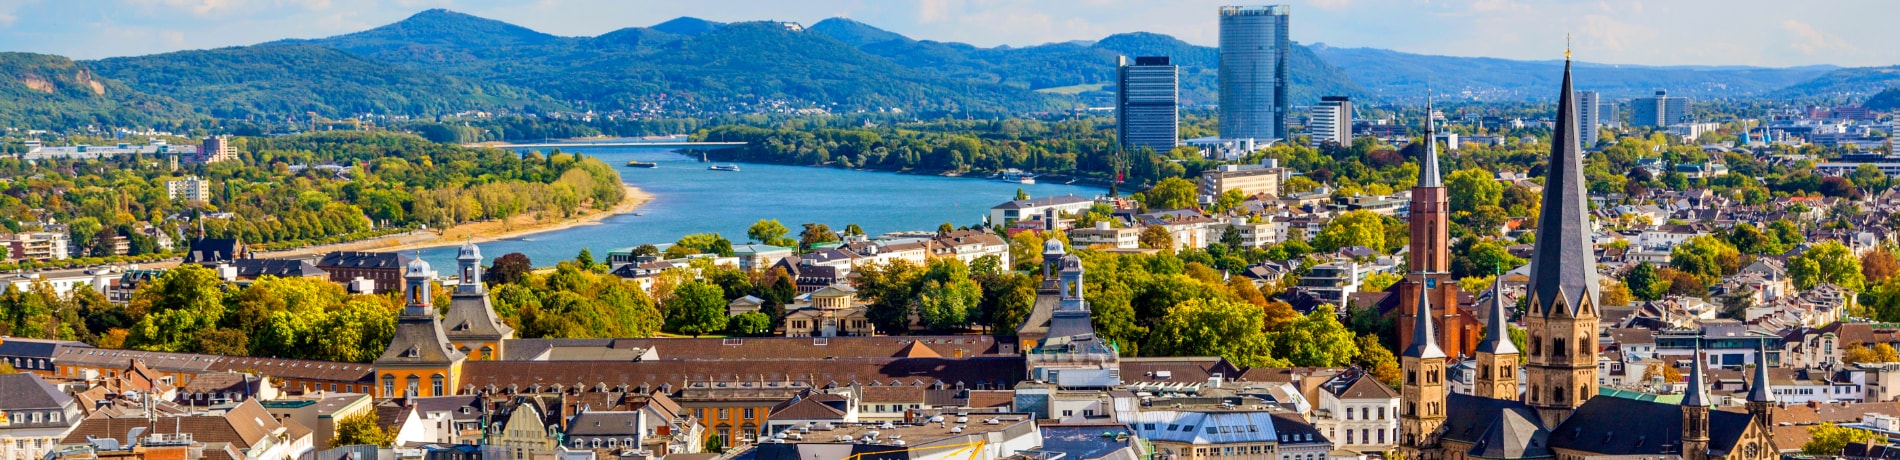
[257,184,653,258]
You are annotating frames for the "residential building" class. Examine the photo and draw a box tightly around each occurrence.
[203,258,329,282]
[1218,4,1291,141]
[182,237,246,263]
[0,337,83,377]
[1220,218,1284,248]
[260,392,374,451]
[315,251,410,294]
[1314,369,1400,451]
[1201,159,1285,199]
[196,135,237,164]
[931,229,1012,268]
[2,232,70,262]
[1631,90,1691,127]
[565,410,649,452]
[1310,96,1352,147]
[1117,55,1179,153]
[1576,90,1603,148]
[1070,222,1142,249]
[0,373,80,460]
[1127,402,1304,460]
[990,196,1095,227]
[58,399,308,460]
[165,175,211,202]
[747,411,1041,460]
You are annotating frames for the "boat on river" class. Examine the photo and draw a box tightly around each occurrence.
[708,164,740,172]
[627,160,658,168]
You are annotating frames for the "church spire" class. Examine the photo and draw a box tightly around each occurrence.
[1747,342,1777,428]
[1419,88,1442,188]
[1526,54,1600,317]
[1403,289,1447,359]
[1475,275,1518,355]
[1685,339,1710,407]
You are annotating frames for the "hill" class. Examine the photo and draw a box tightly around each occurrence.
[1776,66,1900,99]
[86,43,562,120]
[1865,87,1900,111]
[0,53,194,129]
[1309,45,1834,102]
[808,18,908,47]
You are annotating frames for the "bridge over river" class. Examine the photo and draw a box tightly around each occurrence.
[465,140,747,149]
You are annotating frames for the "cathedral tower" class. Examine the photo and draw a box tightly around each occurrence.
[1397,95,1474,357]
[1523,57,1602,428]
[1683,340,1711,460]
[1747,343,1776,429]
[1400,291,1448,459]
[374,256,467,399]
[1473,276,1520,401]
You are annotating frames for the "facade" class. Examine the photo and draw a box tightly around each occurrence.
[1576,91,1603,148]
[1631,90,1692,127]
[372,257,466,399]
[990,196,1095,227]
[197,135,237,164]
[1310,96,1353,147]
[1117,55,1180,153]
[0,373,80,460]
[1201,161,1285,199]
[443,242,514,360]
[1071,222,1142,249]
[2,232,71,262]
[315,251,409,294]
[1315,370,1400,451]
[165,175,211,202]
[780,284,876,337]
[1218,4,1291,141]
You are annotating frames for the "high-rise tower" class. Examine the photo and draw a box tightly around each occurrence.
[1400,291,1448,458]
[1396,95,1474,358]
[1117,56,1180,153]
[1523,57,1602,428]
[1218,5,1290,141]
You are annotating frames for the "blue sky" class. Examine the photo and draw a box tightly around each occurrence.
[1,0,1893,67]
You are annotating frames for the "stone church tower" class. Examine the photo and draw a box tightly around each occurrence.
[1522,58,1602,428]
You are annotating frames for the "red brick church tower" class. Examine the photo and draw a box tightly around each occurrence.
[1396,96,1478,358]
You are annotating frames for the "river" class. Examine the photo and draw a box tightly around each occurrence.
[415,147,1101,268]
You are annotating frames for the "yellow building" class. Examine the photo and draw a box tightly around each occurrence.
[443,242,513,360]
[779,285,875,337]
[373,256,466,399]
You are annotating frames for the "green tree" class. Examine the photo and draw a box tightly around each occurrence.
[1314,210,1387,253]
[913,259,982,331]
[1139,226,1175,252]
[1789,241,1865,290]
[747,219,795,247]
[1359,272,1402,292]
[125,265,227,352]
[664,281,728,337]
[333,412,394,448]
[799,223,839,250]
[1282,176,1321,195]
[1626,262,1663,301]
[1357,334,1401,387]
[726,311,773,336]
[1669,235,1742,286]
[1014,188,1029,200]
[1804,423,1882,456]
[1142,177,1199,210]
[1148,298,1280,367]
[1446,168,1503,214]
[574,249,598,271]
[1267,310,1360,367]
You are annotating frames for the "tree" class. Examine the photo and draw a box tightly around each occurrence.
[1142,177,1199,210]
[1626,262,1663,301]
[1804,423,1882,456]
[1015,188,1029,200]
[1357,334,1400,387]
[1790,241,1865,290]
[1359,272,1402,292]
[1865,248,1900,285]
[125,265,227,352]
[913,259,982,331]
[1669,235,1743,286]
[1599,279,1632,307]
[1148,298,1280,367]
[333,412,394,448]
[1843,343,1900,365]
[664,281,728,337]
[799,223,839,250]
[1450,239,1525,278]
[1282,176,1321,195]
[854,261,924,333]
[485,253,532,285]
[726,311,772,337]
[1314,210,1386,253]
[1213,189,1247,213]
[573,248,600,272]
[1446,168,1504,214]
[1266,310,1360,367]
[668,233,736,258]
[1139,225,1175,252]
[747,219,795,247]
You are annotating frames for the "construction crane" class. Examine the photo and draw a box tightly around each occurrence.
[840,439,986,460]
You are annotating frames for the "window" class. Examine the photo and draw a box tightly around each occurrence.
[406,375,420,396]
[1361,407,1370,420]
[383,374,396,396]
[1062,410,1074,417]
[718,408,729,419]
[1378,406,1386,419]
[1346,407,1355,420]
[743,408,755,419]
[1347,430,1354,444]
[1378,429,1386,444]
[431,374,445,396]
[482,347,494,360]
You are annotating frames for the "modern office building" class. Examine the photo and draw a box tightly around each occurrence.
[1631,90,1691,127]
[1309,96,1352,147]
[1116,55,1180,153]
[1218,5,1290,142]
[1576,91,1604,148]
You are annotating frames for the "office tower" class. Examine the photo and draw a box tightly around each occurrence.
[1598,99,1619,129]
[1631,90,1691,127]
[1308,96,1351,147]
[1577,91,1602,148]
[1116,56,1180,153]
[1218,5,1290,142]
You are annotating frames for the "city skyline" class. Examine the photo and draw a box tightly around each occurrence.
[0,0,1893,67]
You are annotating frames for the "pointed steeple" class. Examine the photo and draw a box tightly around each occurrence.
[1684,339,1710,407]
[1475,276,1518,355]
[1526,57,1600,317]
[1748,343,1774,403]
[1403,288,1447,359]
[1419,88,1443,188]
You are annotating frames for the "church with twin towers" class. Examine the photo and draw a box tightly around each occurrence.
[1393,56,1778,460]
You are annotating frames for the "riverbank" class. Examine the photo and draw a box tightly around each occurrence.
[257,184,653,258]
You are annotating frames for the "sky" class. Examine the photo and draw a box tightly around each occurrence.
[0,0,1893,67]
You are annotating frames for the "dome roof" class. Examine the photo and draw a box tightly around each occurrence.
[457,240,482,261]
[405,255,433,278]
[1043,239,1067,255]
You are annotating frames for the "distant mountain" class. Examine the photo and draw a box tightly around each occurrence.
[0,53,193,128]
[1309,45,1835,102]
[1776,66,1900,99]
[807,18,907,47]
[649,17,726,36]
[86,43,562,120]
[1866,87,1900,111]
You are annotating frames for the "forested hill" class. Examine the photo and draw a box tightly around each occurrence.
[0,53,195,129]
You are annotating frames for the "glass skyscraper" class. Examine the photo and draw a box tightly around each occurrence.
[1218,5,1290,142]
[1117,55,1179,153]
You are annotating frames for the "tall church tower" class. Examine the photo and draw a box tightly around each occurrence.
[1683,340,1711,460]
[1473,276,1520,401]
[373,256,467,399]
[1400,292,1448,459]
[1397,95,1473,357]
[442,241,514,360]
[1523,57,1602,428]
[1747,343,1777,429]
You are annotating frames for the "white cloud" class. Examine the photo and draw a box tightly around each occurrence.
[1780,19,1850,55]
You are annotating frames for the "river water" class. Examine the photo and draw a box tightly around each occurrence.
[415,147,1101,268]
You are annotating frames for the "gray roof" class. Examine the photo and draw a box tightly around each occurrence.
[1419,96,1443,188]
[376,315,467,367]
[1467,407,1551,459]
[1747,344,1774,403]
[1403,285,1447,359]
[0,373,71,411]
[1547,396,1756,457]
[1526,59,1600,317]
[1684,341,1710,407]
[991,195,1093,210]
[567,411,644,437]
[1475,277,1519,355]
[443,291,513,341]
[316,251,409,269]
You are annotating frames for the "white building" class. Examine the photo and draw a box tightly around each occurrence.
[166,175,212,202]
[0,374,80,460]
[1312,371,1399,451]
[989,196,1095,227]
[1309,97,1352,147]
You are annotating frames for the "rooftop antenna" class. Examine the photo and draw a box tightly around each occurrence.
[1566,34,1573,61]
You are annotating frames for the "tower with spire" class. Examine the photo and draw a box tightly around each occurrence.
[1683,339,1712,460]
[1400,291,1448,458]
[1473,276,1521,400]
[1747,343,1776,429]
[442,241,514,361]
[1397,92,1477,358]
[373,255,467,399]
[1522,55,1602,428]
